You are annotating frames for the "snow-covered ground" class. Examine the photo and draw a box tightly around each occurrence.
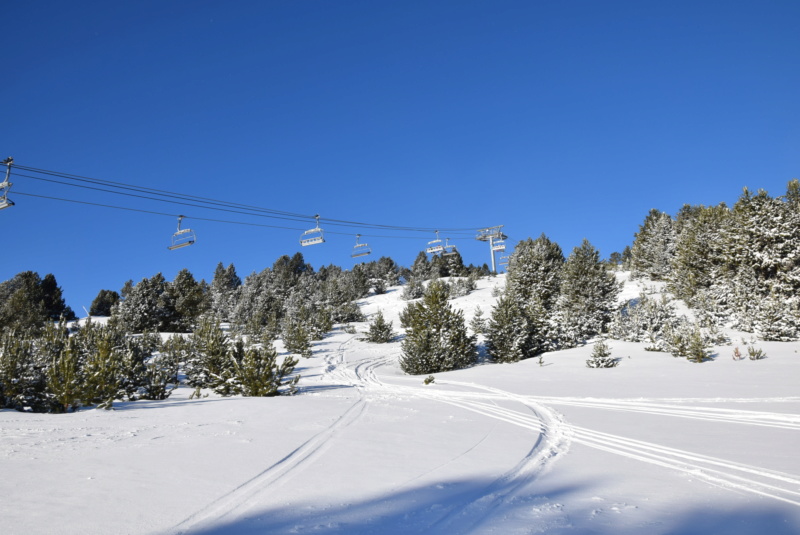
[2,275,799,534]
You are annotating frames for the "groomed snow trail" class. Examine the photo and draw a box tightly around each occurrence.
[170,331,572,534]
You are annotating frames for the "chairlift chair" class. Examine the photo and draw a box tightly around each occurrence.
[492,239,506,252]
[168,215,196,250]
[443,238,458,256]
[300,215,325,246]
[426,230,445,254]
[351,234,371,258]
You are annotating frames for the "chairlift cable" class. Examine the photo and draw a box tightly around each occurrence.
[12,191,459,240]
[11,164,485,233]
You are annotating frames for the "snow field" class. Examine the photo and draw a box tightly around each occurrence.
[2,273,799,534]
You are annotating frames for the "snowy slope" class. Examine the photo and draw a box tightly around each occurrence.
[2,274,800,535]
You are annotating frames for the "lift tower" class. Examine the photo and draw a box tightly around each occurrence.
[476,225,507,273]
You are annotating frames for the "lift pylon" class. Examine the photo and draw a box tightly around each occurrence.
[475,225,507,273]
[0,157,14,210]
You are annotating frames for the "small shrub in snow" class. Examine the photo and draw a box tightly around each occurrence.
[586,340,618,368]
[423,375,435,385]
[666,322,711,363]
[364,310,395,343]
[343,324,357,334]
[747,345,766,360]
[732,346,744,361]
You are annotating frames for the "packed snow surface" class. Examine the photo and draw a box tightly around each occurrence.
[2,274,800,534]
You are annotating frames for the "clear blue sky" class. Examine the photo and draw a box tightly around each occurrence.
[3,0,798,312]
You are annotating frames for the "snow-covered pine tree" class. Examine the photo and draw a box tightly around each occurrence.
[186,316,239,397]
[401,277,425,300]
[630,209,676,280]
[282,317,312,358]
[210,262,242,322]
[486,294,539,363]
[469,305,487,335]
[669,203,731,309]
[112,273,178,333]
[399,281,477,374]
[505,234,564,311]
[556,239,620,346]
[236,342,299,396]
[365,310,395,343]
[168,268,207,332]
[586,339,618,368]
[46,337,83,413]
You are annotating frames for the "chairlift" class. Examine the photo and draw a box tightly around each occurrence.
[0,156,13,210]
[492,239,506,252]
[351,234,372,258]
[300,214,325,246]
[167,215,196,250]
[426,230,445,254]
[443,238,458,256]
[499,255,510,267]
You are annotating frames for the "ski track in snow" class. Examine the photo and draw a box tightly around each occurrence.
[439,381,800,508]
[171,325,800,533]
[171,336,370,534]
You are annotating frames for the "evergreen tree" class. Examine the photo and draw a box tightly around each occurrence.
[282,317,313,358]
[630,209,676,280]
[469,305,487,335]
[168,268,206,331]
[586,339,618,368]
[89,289,120,316]
[365,310,395,343]
[399,281,477,374]
[46,337,83,413]
[236,343,299,396]
[410,251,431,280]
[505,234,564,311]
[210,262,242,321]
[112,273,178,333]
[0,271,76,332]
[556,239,620,346]
[486,294,541,363]
[186,316,239,396]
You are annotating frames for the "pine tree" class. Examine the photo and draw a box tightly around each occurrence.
[399,281,477,374]
[505,234,565,311]
[236,342,299,396]
[365,310,395,343]
[0,271,76,332]
[469,305,487,335]
[630,209,676,280]
[282,317,313,358]
[186,316,238,396]
[168,268,206,331]
[210,262,242,321]
[46,337,83,413]
[112,273,178,333]
[586,339,618,368]
[89,289,120,316]
[486,294,539,363]
[556,239,620,346]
